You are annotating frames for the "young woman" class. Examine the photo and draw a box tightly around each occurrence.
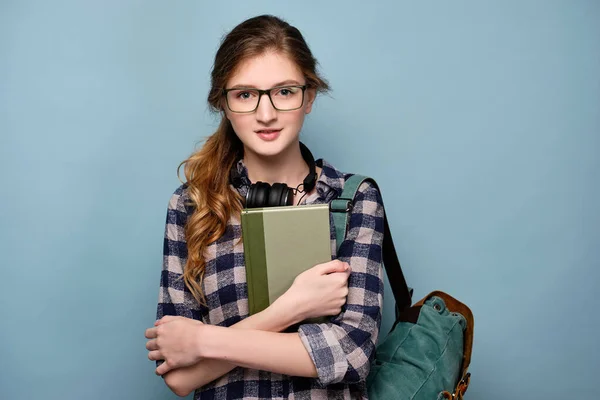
[144,15,385,399]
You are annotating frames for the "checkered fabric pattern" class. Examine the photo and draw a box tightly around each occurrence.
[157,159,385,399]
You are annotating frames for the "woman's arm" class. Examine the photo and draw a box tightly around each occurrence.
[200,327,318,377]
[151,187,353,396]
[160,298,300,397]
[151,260,351,396]
[296,181,385,386]
[149,317,318,382]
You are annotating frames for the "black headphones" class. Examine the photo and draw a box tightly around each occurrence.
[230,142,317,208]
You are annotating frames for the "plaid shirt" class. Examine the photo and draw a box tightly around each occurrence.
[157,159,385,399]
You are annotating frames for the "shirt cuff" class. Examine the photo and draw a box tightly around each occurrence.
[298,323,349,386]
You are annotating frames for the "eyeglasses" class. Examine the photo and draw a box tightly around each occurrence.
[222,85,307,113]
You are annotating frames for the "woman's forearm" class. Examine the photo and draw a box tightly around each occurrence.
[200,326,318,378]
[163,300,304,397]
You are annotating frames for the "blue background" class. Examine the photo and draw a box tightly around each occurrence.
[1,1,598,399]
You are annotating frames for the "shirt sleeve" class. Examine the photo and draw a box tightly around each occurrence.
[297,180,385,386]
[156,185,201,321]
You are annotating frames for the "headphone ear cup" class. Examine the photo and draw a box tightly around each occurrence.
[249,182,270,208]
[245,184,255,208]
[269,183,293,207]
[284,187,294,206]
[246,183,259,208]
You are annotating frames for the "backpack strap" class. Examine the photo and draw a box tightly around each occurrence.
[330,174,413,311]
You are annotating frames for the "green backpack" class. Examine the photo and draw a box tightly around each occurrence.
[330,175,474,400]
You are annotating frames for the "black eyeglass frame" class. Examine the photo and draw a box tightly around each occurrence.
[222,85,308,113]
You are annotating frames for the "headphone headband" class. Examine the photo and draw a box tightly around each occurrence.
[299,141,317,193]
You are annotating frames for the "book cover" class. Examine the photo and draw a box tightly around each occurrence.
[241,203,332,317]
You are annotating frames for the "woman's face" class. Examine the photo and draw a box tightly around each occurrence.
[224,51,315,159]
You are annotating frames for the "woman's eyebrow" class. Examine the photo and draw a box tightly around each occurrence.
[228,80,303,89]
[271,79,303,87]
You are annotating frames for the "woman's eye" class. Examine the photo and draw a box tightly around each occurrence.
[237,91,253,100]
[275,87,297,97]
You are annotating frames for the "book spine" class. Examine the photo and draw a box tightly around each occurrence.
[241,211,270,315]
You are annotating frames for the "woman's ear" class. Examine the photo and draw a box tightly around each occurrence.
[219,98,230,120]
[304,88,317,115]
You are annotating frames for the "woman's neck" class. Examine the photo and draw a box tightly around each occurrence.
[243,143,309,190]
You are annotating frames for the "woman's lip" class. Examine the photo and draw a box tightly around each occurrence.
[255,129,282,133]
[256,129,282,141]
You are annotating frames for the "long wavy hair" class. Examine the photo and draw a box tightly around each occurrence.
[179,15,330,305]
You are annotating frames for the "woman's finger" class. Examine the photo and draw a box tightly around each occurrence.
[156,360,172,376]
[145,339,158,351]
[147,350,163,361]
[154,315,177,326]
[145,327,157,339]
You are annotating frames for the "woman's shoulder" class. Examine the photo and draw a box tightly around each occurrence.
[166,183,193,214]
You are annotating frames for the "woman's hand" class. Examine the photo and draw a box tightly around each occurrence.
[145,316,205,375]
[273,259,351,323]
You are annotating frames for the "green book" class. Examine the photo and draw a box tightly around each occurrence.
[241,203,332,318]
